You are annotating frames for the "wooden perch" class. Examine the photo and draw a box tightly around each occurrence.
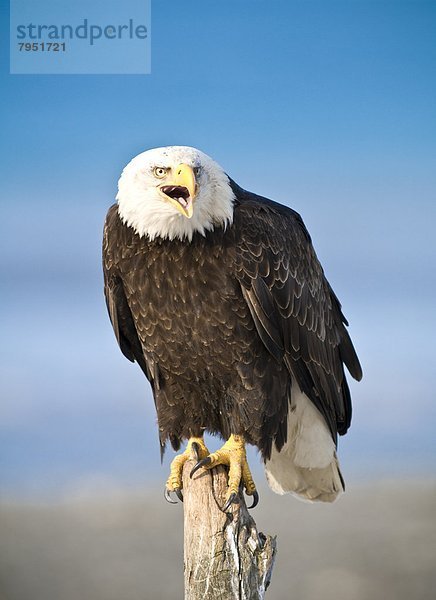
[182,458,277,600]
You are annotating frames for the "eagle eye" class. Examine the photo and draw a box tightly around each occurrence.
[154,166,168,178]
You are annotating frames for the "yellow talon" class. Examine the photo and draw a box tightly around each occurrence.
[166,436,209,492]
[190,434,257,504]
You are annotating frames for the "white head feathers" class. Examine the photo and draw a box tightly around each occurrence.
[116,146,235,241]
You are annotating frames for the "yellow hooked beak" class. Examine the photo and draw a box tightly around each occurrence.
[159,163,197,219]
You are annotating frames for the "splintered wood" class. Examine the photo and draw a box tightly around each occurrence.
[183,460,276,600]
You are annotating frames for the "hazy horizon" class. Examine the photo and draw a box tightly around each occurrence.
[1,479,435,600]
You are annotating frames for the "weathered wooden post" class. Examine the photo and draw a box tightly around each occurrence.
[182,455,277,600]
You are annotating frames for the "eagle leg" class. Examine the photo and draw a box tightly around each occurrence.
[190,434,258,511]
[165,436,210,502]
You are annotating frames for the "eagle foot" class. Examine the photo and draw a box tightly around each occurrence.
[190,434,259,511]
[165,436,210,503]
[164,487,183,504]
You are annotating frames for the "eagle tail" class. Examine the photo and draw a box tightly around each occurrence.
[264,386,345,503]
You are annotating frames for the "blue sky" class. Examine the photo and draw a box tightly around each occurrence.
[1,1,435,498]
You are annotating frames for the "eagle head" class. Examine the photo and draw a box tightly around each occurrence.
[116,146,235,241]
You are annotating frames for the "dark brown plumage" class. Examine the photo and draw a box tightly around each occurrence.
[103,179,362,462]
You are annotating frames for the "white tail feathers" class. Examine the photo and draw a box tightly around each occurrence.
[264,385,345,503]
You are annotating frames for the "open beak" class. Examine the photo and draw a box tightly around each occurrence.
[159,163,197,219]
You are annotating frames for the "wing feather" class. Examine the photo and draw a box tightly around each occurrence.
[102,205,153,383]
[231,181,362,441]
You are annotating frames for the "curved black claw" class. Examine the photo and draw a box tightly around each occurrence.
[190,456,212,479]
[174,487,184,502]
[191,442,200,462]
[247,490,259,509]
[164,488,178,504]
[222,492,239,513]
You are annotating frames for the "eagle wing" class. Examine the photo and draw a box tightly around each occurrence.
[102,205,152,382]
[231,182,362,442]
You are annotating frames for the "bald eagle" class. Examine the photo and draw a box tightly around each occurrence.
[103,146,362,509]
